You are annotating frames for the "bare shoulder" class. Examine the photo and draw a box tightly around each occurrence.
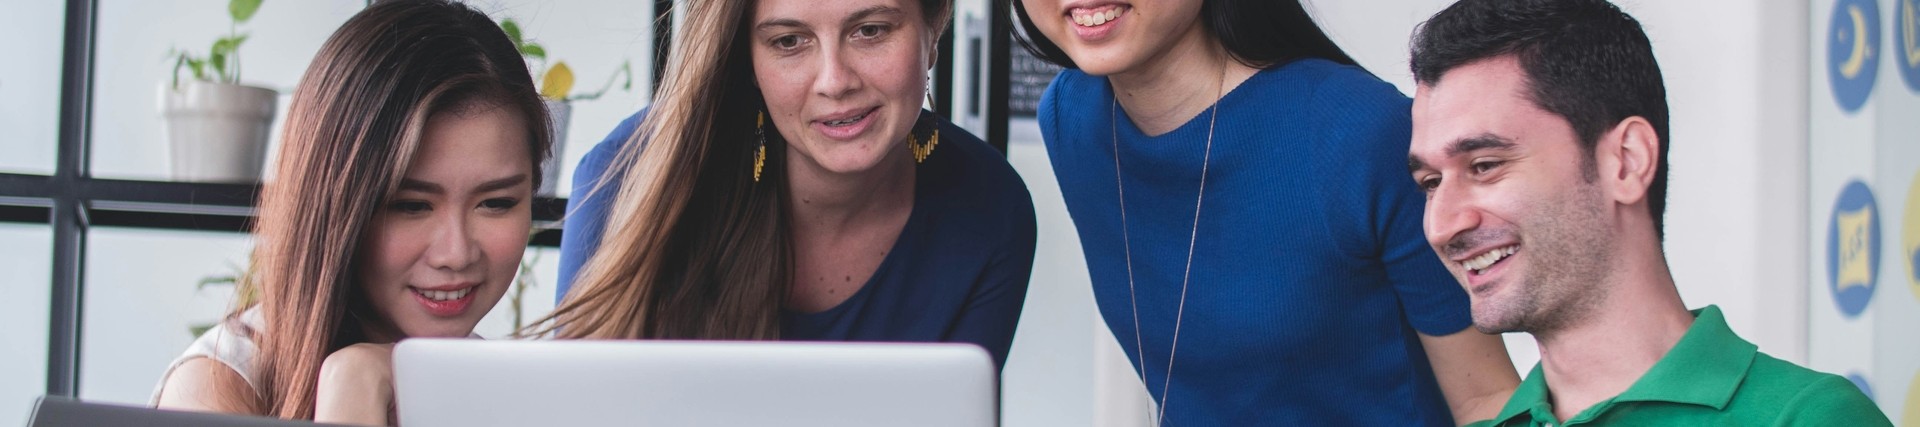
[155,356,262,416]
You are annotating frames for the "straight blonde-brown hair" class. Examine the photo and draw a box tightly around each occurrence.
[526,0,952,340]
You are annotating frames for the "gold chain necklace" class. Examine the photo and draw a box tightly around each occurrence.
[1113,66,1222,426]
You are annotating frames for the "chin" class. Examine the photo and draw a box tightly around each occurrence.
[400,321,481,339]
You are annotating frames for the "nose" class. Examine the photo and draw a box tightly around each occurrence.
[423,210,481,272]
[1424,181,1483,257]
[811,43,863,100]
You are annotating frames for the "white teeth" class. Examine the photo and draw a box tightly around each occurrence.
[824,111,867,126]
[418,287,473,301]
[1072,7,1122,27]
[1462,245,1517,273]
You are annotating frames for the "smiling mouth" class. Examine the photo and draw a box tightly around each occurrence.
[411,286,474,301]
[1070,5,1127,27]
[1461,245,1517,276]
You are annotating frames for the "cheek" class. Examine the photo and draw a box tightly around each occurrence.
[356,221,417,286]
[479,219,531,277]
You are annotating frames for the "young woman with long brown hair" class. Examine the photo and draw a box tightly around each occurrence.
[150,1,550,424]
[540,0,1036,367]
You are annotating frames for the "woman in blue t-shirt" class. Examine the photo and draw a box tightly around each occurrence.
[532,0,1036,368]
[1013,0,1518,424]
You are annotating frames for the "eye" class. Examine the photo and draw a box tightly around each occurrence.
[479,197,521,213]
[769,34,805,51]
[388,200,431,215]
[1417,176,1441,193]
[1471,159,1504,174]
[852,23,889,40]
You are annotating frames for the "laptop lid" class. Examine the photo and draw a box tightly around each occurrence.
[26,396,336,427]
[392,339,996,427]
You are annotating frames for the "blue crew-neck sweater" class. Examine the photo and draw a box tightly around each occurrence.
[556,109,1038,368]
[1038,59,1472,425]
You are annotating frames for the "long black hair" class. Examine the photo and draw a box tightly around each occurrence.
[1010,0,1360,70]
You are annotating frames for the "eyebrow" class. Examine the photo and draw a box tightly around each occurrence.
[398,174,529,195]
[754,6,904,33]
[1407,133,1518,173]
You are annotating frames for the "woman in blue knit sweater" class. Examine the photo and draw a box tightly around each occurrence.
[1013,0,1518,424]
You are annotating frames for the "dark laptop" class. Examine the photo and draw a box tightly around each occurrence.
[25,396,343,427]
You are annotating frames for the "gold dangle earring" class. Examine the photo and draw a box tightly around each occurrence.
[753,110,768,182]
[908,84,939,163]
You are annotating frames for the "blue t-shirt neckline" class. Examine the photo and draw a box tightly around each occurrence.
[782,157,932,319]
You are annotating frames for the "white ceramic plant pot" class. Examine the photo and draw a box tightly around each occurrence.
[160,81,278,183]
[541,99,571,197]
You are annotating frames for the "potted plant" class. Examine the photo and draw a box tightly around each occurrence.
[499,18,633,196]
[161,0,276,183]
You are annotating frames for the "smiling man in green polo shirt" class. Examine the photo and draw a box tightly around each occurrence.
[1404,0,1890,425]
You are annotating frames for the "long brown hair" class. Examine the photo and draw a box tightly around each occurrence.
[527,0,951,340]
[241,0,549,419]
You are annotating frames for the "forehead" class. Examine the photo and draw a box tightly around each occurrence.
[754,0,920,24]
[412,105,529,176]
[1410,56,1574,159]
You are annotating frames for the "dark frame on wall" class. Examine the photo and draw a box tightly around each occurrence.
[0,0,1011,399]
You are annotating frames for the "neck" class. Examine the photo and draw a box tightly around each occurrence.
[785,145,916,233]
[1533,245,1690,422]
[1105,24,1258,136]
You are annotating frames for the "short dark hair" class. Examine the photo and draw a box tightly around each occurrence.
[1011,0,1361,71]
[1411,0,1671,240]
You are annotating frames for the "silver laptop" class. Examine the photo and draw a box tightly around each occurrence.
[392,339,997,427]
[26,396,340,427]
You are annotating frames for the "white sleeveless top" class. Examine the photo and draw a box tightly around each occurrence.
[150,308,264,406]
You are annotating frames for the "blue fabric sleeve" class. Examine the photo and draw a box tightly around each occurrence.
[1311,72,1472,336]
[555,111,646,304]
[947,196,1038,369]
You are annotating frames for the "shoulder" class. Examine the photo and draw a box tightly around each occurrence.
[154,356,261,414]
[1748,355,1891,424]
[926,117,1037,240]
[1037,69,1104,137]
[580,108,650,176]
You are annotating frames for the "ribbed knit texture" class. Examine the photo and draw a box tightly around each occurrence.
[1039,59,1471,425]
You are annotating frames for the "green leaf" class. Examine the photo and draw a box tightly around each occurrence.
[186,57,209,81]
[208,51,228,80]
[566,61,635,102]
[229,0,262,23]
[189,323,216,338]
[501,19,523,48]
[521,43,546,60]
[197,275,238,290]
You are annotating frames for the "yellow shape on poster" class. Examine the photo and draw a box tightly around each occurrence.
[1905,371,1920,425]
[1906,170,1920,300]
[1838,207,1876,291]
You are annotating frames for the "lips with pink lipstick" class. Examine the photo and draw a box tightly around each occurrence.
[409,283,478,317]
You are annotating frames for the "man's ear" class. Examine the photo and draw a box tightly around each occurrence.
[1598,116,1660,206]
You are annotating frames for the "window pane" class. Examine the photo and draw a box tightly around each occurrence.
[0,1,65,175]
[79,227,251,405]
[0,224,52,422]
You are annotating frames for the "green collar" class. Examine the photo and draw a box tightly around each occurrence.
[1484,306,1757,425]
